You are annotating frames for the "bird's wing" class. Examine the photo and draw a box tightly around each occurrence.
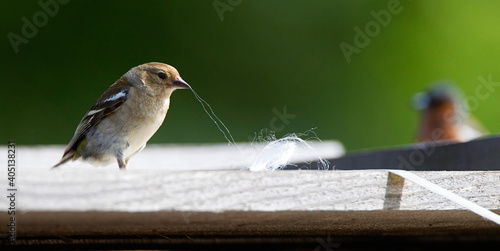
[62,84,131,157]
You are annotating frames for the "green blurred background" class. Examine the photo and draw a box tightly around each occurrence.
[2,0,500,152]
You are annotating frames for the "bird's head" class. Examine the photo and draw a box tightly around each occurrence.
[413,82,463,111]
[125,62,191,98]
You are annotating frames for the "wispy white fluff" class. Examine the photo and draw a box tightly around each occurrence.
[185,85,329,171]
[249,130,330,172]
[188,87,238,149]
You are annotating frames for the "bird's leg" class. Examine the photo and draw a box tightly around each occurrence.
[116,150,127,169]
[124,144,145,166]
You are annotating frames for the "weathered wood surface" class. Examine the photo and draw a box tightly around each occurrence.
[8,141,343,171]
[0,143,498,215]
[1,142,500,247]
[3,168,500,246]
[11,210,500,239]
[1,170,497,212]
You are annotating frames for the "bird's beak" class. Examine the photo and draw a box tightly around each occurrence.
[172,77,191,89]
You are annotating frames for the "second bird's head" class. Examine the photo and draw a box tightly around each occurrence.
[412,83,464,113]
[124,62,191,98]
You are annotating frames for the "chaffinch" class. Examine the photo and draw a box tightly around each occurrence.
[53,62,190,169]
[413,83,487,143]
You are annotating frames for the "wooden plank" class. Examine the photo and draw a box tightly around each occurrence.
[10,210,500,238]
[2,170,498,212]
[2,210,500,249]
[291,135,500,171]
[2,143,500,248]
[1,144,498,215]
[7,141,344,171]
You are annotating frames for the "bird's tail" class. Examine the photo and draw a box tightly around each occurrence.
[52,151,75,169]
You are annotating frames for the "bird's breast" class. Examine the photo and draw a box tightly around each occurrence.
[122,91,170,157]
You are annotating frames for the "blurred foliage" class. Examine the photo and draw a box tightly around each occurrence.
[2,0,500,151]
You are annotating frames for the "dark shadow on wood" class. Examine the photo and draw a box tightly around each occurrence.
[383,172,405,210]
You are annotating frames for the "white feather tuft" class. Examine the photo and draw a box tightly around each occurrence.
[249,130,330,172]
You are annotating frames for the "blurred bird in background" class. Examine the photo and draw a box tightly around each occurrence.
[413,83,487,143]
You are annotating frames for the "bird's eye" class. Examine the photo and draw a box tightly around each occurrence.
[157,72,166,79]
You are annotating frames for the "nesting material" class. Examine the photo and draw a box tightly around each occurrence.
[189,87,238,149]
[189,88,330,172]
[248,131,331,172]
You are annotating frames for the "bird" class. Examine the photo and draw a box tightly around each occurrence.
[413,83,487,143]
[53,62,190,169]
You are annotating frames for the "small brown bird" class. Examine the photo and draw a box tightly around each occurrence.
[53,62,190,169]
[414,83,487,143]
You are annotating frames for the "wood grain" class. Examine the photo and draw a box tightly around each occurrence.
[0,169,498,212]
[1,142,500,248]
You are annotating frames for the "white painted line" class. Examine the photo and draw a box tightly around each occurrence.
[390,170,500,226]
